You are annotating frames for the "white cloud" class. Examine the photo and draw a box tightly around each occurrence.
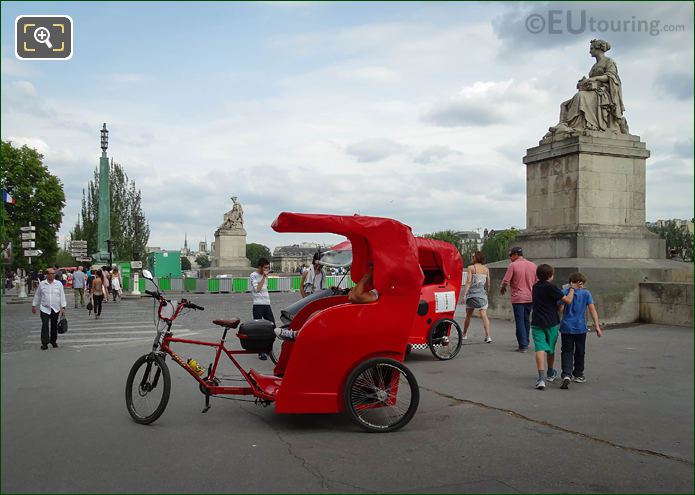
[345,138,405,163]
[1,6,692,250]
[423,79,550,127]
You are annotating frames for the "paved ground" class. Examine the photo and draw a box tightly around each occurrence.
[2,292,693,493]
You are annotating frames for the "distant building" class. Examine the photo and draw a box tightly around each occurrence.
[650,219,694,235]
[271,242,322,273]
[198,241,207,253]
[454,230,483,250]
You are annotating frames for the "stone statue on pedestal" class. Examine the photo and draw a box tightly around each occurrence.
[221,196,244,230]
[483,40,692,326]
[210,195,251,276]
[544,39,629,143]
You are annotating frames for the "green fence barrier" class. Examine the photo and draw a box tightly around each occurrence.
[233,278,248,292]
[267,277,279,291]
[208,278,220,292]
[184,278,197,291]
[291,276,301,290]
[122,277,130,291]
[139,278,146,292]
[159,278,171,291]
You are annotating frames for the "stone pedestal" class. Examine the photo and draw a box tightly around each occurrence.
[486,132,692,325]
[518,132,663,258]
[209,227,252,277]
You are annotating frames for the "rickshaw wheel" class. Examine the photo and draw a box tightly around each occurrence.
[428,318,462,360]
[344,358,419,433]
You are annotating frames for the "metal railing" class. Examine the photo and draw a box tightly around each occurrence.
[128,275,356,294]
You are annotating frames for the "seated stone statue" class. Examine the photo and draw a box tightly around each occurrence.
[546,39,629,139]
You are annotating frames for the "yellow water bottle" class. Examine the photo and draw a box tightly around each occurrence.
[187,358,205,376]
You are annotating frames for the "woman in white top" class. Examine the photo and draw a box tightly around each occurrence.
[461,251,492,343]
[111,267,122,302]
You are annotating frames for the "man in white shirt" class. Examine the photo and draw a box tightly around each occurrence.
[300,253,325,298]
[31,268,67,349]
[249,257,275,360]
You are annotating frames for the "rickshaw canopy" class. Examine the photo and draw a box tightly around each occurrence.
[272,212,423,297]
[414,237,463,287]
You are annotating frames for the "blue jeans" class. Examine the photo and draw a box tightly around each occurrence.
[512,303,532,349]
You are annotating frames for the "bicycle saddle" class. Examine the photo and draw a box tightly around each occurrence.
[212,318,240,328]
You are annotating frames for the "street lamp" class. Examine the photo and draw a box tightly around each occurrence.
[100,123,109,152]
[106,239,113,268]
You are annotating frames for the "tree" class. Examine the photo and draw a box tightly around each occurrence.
[71,160,150,263]
[647,220,694,261]
[181,256,191,271]
[422,230,463,253]
[195,253,211,268]
[481,228,519,263]
[1,141,66,270]
[55,248,76,267]
[246,243,271,267]
[460,240,479,266]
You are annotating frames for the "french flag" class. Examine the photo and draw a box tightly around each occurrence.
[2,190,15,205]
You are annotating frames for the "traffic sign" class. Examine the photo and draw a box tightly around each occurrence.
[21,232,36,240]
[131,261,143,269]
[24,249,43,257]
[76,257,92,262]
[21,241,35,248]
[20,225,36,232]
[70,240,87,247]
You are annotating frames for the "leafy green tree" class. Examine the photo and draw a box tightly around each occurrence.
[647,220,694,260]
[460,240,479,266]
[246,243,271,267]
[481,228,519,263]
[1,141,66,270]
[71,160,150,262]
[55,248,76,267]
[195,253,211,268]
[421,230,463,253]
[181,256,192,270]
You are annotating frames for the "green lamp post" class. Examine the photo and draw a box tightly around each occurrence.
[93,123,112,266]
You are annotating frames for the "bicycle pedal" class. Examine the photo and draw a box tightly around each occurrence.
[202,405,210,413]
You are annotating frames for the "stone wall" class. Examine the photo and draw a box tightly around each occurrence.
[639,282,694,327]
[487,258,693,325]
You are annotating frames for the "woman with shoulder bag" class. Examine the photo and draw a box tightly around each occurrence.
[461,251,492,343]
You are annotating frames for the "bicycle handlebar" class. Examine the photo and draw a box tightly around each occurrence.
[186,302,205,311]
[145,289,161,298]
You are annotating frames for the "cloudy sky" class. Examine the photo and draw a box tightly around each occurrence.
[2,1,693,252]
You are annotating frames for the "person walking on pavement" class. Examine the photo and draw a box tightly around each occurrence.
[31,268,66,350]
[72,265,86,308]
[249,258,274,360]
[500,246,537,352]
[110,266,122,302]
[90,269,108,319]
[461,251,492,343]
[300,252,325,298]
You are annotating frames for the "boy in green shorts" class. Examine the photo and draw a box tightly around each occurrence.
[531,264,580,390]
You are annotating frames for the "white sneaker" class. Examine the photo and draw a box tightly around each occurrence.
[274,328,297,341]
[535,378,546,390]
[484,336,492,343]
[462,335,468,340]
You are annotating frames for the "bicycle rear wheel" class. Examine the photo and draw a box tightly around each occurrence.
[125,353,171,425]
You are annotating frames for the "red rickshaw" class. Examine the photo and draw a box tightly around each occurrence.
[125,212,423,432]
[406,238,464,360]
[296,237,464,360]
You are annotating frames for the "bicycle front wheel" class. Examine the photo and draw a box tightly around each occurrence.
[125,353,171,425]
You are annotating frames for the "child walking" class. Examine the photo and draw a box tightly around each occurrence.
[559,272,602,389]
[531,264,579,390]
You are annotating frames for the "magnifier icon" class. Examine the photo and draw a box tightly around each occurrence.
[33,27,53,49]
